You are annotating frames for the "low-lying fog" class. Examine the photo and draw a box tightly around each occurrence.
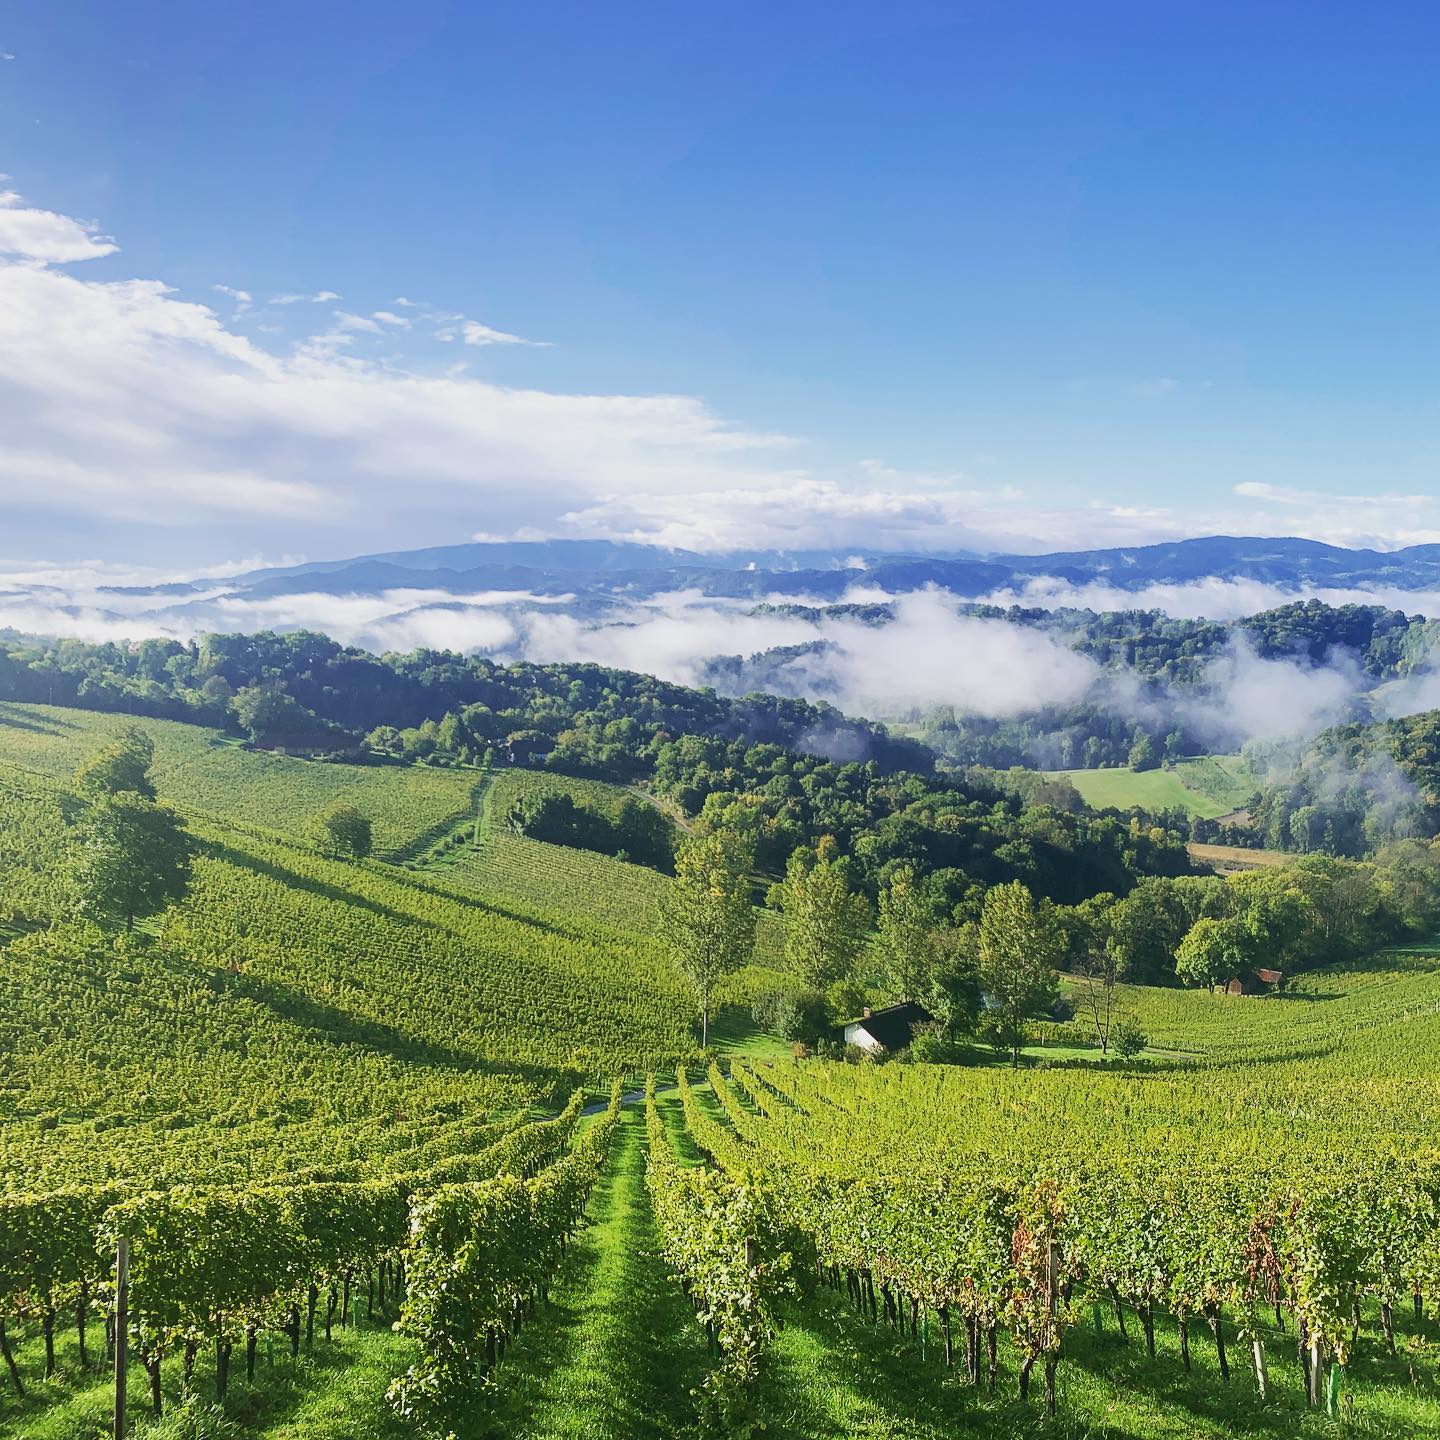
[6,561,1440,754]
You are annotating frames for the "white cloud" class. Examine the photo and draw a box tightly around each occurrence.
[978,575,1440,622]
[0,189,117,263]
[459,320,549,347]
[212,283,252,315]
[0,187,800,549]
[562,477,1091,554]
[6,184,1440,566]
[1175,637,1364,747]
[332,309,383,334]
[1230,481,1440,545]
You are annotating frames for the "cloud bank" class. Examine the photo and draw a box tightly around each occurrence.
[9,560,1438,758]
[8,183,1440,563]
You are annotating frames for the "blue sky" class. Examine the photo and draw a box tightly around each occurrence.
[3,1,1440,569]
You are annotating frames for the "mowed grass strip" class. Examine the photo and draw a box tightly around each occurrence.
[487,1103,709,1440]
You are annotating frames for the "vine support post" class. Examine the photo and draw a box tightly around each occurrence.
[114,1235,129,1440]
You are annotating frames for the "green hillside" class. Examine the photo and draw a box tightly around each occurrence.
[3,702,1440,1440]
[422,767,789,991]
[0,725,701,1196]
[1048,753,1254,818]
[0,701,484,859]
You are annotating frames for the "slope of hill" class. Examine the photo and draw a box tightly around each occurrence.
[0,702,483,859]
[0,721,701,1195]
[4,702,1440,1439]
[1047,754,1254,818]
[421,767,789,989]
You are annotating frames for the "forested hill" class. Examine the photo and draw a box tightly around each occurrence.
[0,629,1196,910]
[1247,707,1440,855]
[0,629,930,773]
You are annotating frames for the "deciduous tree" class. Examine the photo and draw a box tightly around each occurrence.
[660,832,757,1048]
[978,881,1061,1065]
[779,850,871,992]
[72,793,192,932]
[875,865,939,1003]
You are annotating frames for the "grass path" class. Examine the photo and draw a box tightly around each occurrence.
[486,1103,708,1440]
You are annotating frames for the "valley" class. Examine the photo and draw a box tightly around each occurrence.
[3,667,1440,1439]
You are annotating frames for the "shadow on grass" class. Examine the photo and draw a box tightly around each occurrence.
[224,967,541,1082]
[0,1311,412,1440]
[0,703,76,735]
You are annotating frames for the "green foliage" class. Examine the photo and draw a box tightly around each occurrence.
[750,988,830,1047]
[977,881,1061,1063]
[1175,914,1253,987]
[134,1395,243,1440]
[508,787,673,872]
[645,1076,790,1437]
[230,683,326,748]
[1247,706,1440,857]
[874,865,940,1003]
[71,792,192,931]
[389,1089,619,1433]
[779,852,871,991]
[903,1021,969,1064]
[1110,1014,1148,1059]
[660,832,757,1046]
[1128,732,1159,771]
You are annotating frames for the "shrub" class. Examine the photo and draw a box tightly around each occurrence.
[751,989,831,1046]
[1112,1016,1149,1060]
[905,1022,968,1065]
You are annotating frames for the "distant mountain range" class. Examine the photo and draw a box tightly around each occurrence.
[100,534,1440,608]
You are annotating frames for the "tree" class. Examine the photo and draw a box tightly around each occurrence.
[1107,876,1224,984]
[875,865,940,1002]
[72,792,192,932]
[231,684,314,747]
[1174,915,1253,988]
[779,850,872,992]
[74,728,156,801]
[313,803,373,861]
[927,924,982,1038]
[660,832,757,1048]
[1128,733,1159,772]
[977,881,1061,1065]
[1072,900,1127,1054]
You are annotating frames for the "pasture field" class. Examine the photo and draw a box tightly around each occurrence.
[1049,753,1255,818]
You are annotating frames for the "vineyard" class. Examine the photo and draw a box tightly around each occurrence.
[0,703,482,860]
[4,702,1440,1437]
[425,767,790,989]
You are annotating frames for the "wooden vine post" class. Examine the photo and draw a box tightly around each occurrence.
[113,1235,129,1440]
